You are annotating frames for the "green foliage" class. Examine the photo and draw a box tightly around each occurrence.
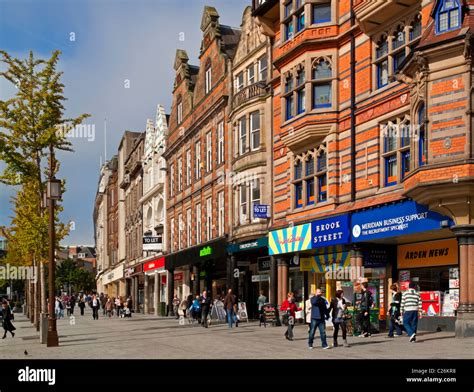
[55,258,96,293]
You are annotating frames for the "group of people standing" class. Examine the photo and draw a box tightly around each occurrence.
[54,294,76,319]
[279,280,423,350]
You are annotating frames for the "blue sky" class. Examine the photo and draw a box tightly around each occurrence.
[0,0,249,245]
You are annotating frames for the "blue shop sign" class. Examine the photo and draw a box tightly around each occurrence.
[311,214,350,248]
[253,204,270,219]
[351,200,453,242]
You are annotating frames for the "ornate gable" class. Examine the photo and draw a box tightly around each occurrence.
[233,6,267,65]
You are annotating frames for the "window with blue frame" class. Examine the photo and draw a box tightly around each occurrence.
[382,117,411,186]
[374,14,422,91]
[292,147,327,209]
[418,103,427,166]
[296,69,306,114]
[313,2,331,24]
[284,75,295,120]
[296,9,305,33]
[312,59,332,109]
[376,35,389,89]
[436,0,461,34]
[285,21,294,41]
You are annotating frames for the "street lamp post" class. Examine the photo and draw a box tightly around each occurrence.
[46,145,61,347]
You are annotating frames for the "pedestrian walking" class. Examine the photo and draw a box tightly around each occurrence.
[69,294,76,316]
[1,300,15,339]
[115,297,122,317]
[126,297,133,316]
[105,298,113,318]
[172,295,181,319]
[200,290,211,328]
[280,292,301,341]
[78,295,86,316]
[223,289,237,328]
[65,296,72,317]
[191,295,201,322]
[257,290,267,324]
[100,293,107,316]
[401,282,422,343]
[388,283,403,338]
[305,294,314,333]
[358,282,373,338]
[91,294,100,320]
[329,290,350,348]
[308,289,331,350]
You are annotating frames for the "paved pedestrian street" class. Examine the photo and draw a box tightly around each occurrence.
[2,309,473,359]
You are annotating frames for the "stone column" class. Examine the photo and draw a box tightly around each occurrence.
[277,257,289,305]
[153,271,159,316]
[168,268,175,316]
[453,225,474,337]
[350,246,364,281]
[270,256,278,305]
[144,274,149,314]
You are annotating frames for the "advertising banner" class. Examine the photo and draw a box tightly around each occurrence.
[268,223,312,255]
[351,200,452,242]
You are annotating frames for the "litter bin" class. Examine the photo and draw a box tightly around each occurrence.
[159,302,166,316]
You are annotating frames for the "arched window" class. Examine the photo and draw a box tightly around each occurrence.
[418,103,427,166]
[436,0,462,34]
[312,59,332,109]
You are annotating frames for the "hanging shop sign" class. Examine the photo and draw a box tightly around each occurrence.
[397,239,458,269]
[268,223,312,255]
[142,236,163,251]
[143,257,165,273]
[174,272,184,281]
[311,214,350,248]
[351,200,453,242]
[228,237,268,254]
[251,275,270,282]
[253,204,270,219]
[199,246,212,257]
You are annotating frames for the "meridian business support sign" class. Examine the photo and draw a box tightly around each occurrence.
[351,200,453,242]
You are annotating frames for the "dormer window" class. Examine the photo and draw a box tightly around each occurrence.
[436,0,462,34]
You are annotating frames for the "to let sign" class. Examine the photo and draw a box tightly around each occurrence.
[253,204,270,219]
[143,237,162,251]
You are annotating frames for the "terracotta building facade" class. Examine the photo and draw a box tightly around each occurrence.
[253,0,474,336]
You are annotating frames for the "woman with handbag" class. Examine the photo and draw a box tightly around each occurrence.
[1,300,15,339]
[329,290,350,347]
[388,283,403,337]
[280,292,301,341]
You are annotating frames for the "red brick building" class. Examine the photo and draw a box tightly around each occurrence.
[253,0,474,336]
[164,7,241,301]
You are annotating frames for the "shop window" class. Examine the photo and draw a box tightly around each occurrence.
[436,0,462,34]
[312,59,332,109]
[312,2,331,24]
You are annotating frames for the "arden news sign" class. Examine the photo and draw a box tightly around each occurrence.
[397,239,458,269]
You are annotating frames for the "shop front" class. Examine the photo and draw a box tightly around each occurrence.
[397,238,459,331]
[351,199,456,332]
[228,237,269,319]
[125,264,144,313]
[269,214,351,311]
[103,264,124,299]
[165,237,228,302]
[143,256,167,316]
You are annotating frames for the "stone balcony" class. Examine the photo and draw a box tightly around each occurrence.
[232,82,269,111]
